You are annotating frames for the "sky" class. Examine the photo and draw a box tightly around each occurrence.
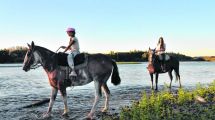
[0,0,214,56]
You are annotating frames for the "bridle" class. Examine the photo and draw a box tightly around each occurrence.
[27,47,61,70]
[25,48,42,70]
[149,49,157,64]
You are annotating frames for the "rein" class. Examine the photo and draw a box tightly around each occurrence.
[30,63,42,69]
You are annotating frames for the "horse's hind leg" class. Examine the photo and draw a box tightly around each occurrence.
[174,67,182,88]
[101,84,110,112]
[177,72,182,88]
[88,81,102,119]
[179,77,182,88]
[168,70,173,90]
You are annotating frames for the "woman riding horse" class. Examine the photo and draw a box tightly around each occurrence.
[147,37,181,90]
[155,37,166,71]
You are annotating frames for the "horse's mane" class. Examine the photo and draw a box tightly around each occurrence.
[34,45,55,54]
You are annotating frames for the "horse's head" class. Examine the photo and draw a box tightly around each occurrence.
[148,47,156,64]
[23,41,41,72]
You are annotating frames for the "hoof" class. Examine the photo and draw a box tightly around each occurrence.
[62,112,69,117]
[101,108,108,113]
[62,109,69,116]
[86,113,94,120]
[42,112,51,118]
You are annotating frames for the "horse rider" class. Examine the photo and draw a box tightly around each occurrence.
[155,37,166,71]
[60,27,80,77]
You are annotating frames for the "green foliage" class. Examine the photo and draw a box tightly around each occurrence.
[177,88,193,104]
[120,81,215,120]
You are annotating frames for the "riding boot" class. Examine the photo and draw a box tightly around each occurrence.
[68,53,77,78]
[162,62,166,72]
[70,70,77,76]
[69,70,77,82]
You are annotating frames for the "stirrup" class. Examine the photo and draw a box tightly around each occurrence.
[69,71,77,77]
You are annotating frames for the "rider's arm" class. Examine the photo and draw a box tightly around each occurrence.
[63,38,75,53]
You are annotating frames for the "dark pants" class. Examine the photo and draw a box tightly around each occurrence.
[160,54,166,71]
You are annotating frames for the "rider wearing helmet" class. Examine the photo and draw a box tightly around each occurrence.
[61,27,80,77]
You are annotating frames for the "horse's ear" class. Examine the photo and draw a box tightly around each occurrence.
[27,43,31,48]
[31,41,35,48]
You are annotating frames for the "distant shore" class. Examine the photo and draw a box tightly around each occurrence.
[0,47,214,63]
[201,56,215,61]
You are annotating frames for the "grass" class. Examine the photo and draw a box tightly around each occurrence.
[120,81,215,120]
[116,62,142,64]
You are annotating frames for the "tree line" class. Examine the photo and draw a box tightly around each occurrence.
[0,47,204,63]
[106,50,199,62]
[0,46,27,63]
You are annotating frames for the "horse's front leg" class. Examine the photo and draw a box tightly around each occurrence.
[43,87,58,118]
[150,73,154,89]
[60,88,69,116]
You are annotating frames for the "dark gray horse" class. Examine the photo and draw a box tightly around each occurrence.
[148,48,181,90]
[22,41,121,119]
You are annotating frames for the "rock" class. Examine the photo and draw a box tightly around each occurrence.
[195,95,206,103]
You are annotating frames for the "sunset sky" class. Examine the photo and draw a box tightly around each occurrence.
[0,0,214,56]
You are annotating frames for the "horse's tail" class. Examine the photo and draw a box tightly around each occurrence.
[111,60,121,86]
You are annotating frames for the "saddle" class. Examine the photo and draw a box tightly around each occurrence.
[56,52,88,67]
[157,54,170,61]
[56,52,89,82]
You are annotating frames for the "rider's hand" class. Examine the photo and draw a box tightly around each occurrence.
[60,46,66,49]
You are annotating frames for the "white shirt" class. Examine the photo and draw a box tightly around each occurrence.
[155,43,166,55]
[70,37,80,52]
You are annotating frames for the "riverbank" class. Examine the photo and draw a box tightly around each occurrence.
[0,83,214,120]
[118,81,215,120]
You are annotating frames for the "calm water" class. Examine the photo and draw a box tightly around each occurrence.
[0,62,215,98]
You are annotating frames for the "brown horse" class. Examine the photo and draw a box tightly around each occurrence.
[148,48,181,90]
[22,41,121,119]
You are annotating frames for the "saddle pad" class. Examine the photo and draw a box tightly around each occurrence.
[56,52,86,66]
